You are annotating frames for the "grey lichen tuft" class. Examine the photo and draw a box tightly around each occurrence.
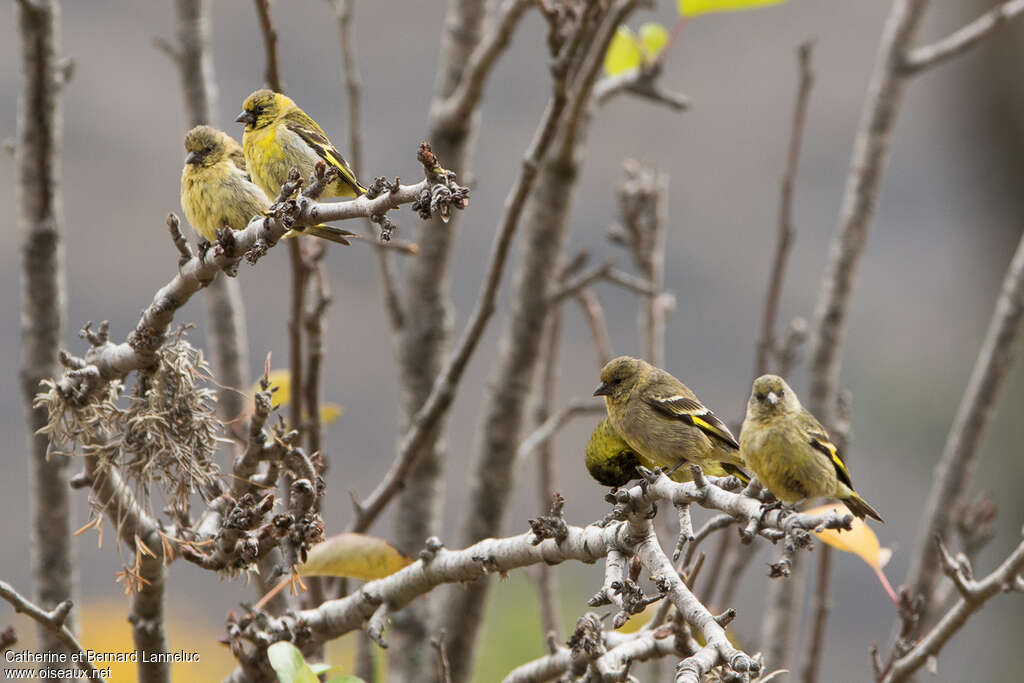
[36,327,222,512]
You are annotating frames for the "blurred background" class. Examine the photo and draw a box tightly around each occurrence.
[2,1,1023,680]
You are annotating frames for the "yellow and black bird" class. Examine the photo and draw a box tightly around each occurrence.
[584,417,736,487]
[180,125,355,245]
[593,356,748,480]
[740,374,883,522]
[236,89,366,200]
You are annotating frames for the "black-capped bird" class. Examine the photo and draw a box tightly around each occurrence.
[593,356,748,480]
[740,374,883,522]
[236,89,366,200]
[180,125,354,245]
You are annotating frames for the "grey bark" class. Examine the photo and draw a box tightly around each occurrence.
[389,0,488,678]
[15,0,75,671]
[904,230,1024,632]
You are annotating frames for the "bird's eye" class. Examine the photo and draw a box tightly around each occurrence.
[756,393,766,401]
[255,105,264,115]
[204,145,213,153]
[777,388,784,396]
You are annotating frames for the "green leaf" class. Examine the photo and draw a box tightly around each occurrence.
[638,22,669,59]
[603,26,642,76]
[267,642,319,683]
[323,677,365,683]
[678,0,787,17]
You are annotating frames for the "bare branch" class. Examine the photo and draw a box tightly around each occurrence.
[756,40,813,378]
[431,0,534,129]
[347,63,576,536]
[902,0,1024,74]
[225,472,842,678]
[882,531,1024,683]
[0,582,102,680]
[52,170,459,402]
[593,64,691,112]
[16,0,76,662]
[904,231,1024,632]
[328,0,405,333]
[517,399,600,472]
[252,0,282,91]
[575,288,615,367]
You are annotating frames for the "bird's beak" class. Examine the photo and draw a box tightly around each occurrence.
[767,391,779,406]
[185,151,201,165]
[593,382,610,397]
[235,110,256,125]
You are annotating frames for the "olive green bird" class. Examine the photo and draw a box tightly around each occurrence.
[585,417,734,487]
[180,125,355,245]
[593,356,748,480]
[740,374,883,522]
[236,89,366,200]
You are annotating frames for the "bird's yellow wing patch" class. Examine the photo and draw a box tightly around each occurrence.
[283,118,364,195]
[808,434,853,488]
[647,395,740,449]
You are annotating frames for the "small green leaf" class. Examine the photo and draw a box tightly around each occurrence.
[678,0,787,17]
[603,26,643,76]
[323,677,366,683]
[267,642,319,683]
[638,22,669,59]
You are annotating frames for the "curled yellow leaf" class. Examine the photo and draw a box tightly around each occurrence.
[806,503,898,604]
[298,533,413,581]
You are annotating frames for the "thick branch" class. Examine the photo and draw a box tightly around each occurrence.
[16,0,75,662]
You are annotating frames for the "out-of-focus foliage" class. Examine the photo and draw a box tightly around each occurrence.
[678,0,788,17]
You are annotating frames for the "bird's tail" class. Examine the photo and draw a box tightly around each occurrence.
[285,224,357,245]
[843,492,884,523]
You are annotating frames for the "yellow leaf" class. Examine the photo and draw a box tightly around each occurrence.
[604,26,642,76]
[298,533,413,581]
[806,503,898,604]
[638,22,669,59]
[320,402,344,426]
[678,0,787,17]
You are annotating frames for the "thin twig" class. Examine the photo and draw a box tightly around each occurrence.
[252,0,282,91]
[755,40,813,378]
[515,400,605,467]
[576,288,615,367]
[328,0,405,332]
[902,0,1024,74]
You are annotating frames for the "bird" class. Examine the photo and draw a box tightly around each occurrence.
[180,125,356,246]
[584,417,735,487]
[593,356,748,480]
[236,89,366,201]
[740,374,883,522]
